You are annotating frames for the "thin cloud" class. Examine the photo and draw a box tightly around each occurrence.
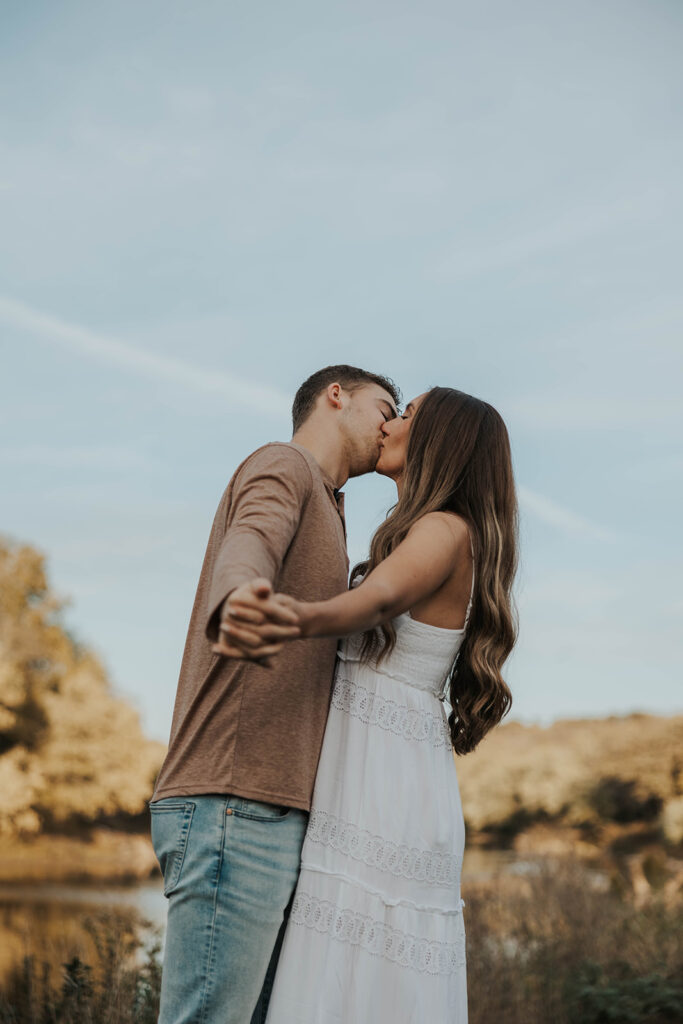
[0,296,291,418]
[434,190,662,282]
[0,444,149,471]
[506,395,681,431]
[518,485,616,542]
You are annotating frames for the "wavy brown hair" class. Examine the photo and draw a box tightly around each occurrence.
[352,387,518,755]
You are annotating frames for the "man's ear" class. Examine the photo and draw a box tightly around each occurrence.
[326,383,344,411]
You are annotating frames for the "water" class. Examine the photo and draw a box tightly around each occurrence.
[0,849,580,984]
[0,880,167,929]
[0,880,166,985]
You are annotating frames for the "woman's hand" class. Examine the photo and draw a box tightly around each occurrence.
[212,580,302,666]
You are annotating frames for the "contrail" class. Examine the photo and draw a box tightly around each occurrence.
[518,485,615,542]
[0,295,292,418]
[1,293,617,542]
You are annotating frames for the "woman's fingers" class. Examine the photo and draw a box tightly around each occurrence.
[257,623,301,640]
[220,621,300,648]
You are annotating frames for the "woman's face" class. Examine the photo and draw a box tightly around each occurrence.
[375,393,427,481]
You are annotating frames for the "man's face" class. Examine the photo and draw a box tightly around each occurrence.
[341,384,399,477]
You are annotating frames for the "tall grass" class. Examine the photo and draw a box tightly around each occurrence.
[1,860,681,1023]
[0,911,161,1024]
[465,860,683,1023]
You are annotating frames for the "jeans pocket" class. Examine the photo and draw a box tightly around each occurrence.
[150,800,195,896]
[231,798,292,822]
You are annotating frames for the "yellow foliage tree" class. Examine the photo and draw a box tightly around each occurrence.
[0,538,164,837]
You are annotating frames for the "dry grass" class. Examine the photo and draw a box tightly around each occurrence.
[464,859,683,1024]
[1,860,681,1024]
[0,909,161,1024]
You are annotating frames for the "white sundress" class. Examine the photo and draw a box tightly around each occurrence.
[264,577,473,1024]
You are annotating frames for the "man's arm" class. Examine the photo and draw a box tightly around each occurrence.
[205,445,313,644]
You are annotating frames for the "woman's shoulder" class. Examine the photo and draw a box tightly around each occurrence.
[407,510,470,547]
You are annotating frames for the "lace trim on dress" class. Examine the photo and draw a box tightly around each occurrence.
[290,891,467,976]
[335,648,452,696]
[332,678,452,747]
[306,810,462,888]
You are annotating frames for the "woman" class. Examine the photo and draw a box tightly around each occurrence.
[230,387,517,1023]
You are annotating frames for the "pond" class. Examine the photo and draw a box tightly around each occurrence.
[0,847,574,985]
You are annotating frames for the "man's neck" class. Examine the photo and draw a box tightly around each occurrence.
[291,425,349,489]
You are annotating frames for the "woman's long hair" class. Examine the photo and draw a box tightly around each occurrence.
[351,387,518,755]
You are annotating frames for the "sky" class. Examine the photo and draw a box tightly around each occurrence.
[1,0,681,743]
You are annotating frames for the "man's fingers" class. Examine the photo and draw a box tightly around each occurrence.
[212,638,284,657]
[220,623,267,649]
[225,605,266,625]
[211,640,284,663]
[228,596,300,626]
[250,577,273,597]
[212,640,251,658]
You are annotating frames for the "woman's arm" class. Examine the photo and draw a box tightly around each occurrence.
[215,512,470,658]
[297,512,467,638]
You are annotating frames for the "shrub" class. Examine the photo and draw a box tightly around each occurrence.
[0,913,161,1024]
[566,961,683,1023]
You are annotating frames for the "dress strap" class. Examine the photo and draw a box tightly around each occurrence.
[462,532,475,632]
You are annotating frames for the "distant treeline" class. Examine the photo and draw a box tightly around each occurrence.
[457,711,683,847]
[2,535,683,852]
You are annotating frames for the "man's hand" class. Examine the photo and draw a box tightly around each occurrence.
[212,578,301,665]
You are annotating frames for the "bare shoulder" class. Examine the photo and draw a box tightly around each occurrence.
[407,511,470,548]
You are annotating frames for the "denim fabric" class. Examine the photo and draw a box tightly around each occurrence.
[151,794,308,1024]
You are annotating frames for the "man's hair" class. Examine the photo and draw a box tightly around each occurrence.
[292,365,401,432]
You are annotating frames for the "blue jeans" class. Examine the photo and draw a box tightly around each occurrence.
[151,794,308,1024]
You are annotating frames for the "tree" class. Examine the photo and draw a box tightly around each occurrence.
[0,538,164,836]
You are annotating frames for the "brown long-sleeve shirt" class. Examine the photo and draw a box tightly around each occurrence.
[152,442,349,811]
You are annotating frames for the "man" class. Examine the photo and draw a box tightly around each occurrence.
[151,365,400,1024]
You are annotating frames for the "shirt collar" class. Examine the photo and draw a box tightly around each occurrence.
[333,487,346,519]
[288,441,346,519]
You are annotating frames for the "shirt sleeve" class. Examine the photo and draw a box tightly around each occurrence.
[205,445,313,641]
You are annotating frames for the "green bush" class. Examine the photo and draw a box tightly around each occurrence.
[566,961,683,1023]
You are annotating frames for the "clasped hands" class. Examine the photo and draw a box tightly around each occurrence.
[212,578,303,665]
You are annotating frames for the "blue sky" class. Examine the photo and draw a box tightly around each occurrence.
[1,0,681,742]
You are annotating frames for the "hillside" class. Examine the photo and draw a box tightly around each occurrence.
[1,535,681,887]
[457,713,683,853]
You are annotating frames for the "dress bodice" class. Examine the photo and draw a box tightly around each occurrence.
[337,613,466,698]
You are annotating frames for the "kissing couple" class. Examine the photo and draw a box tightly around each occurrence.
[151,364,518,1023]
